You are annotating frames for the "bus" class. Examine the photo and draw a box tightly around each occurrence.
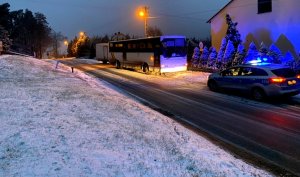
[109,35,187,73]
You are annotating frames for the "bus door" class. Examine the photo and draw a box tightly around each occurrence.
[122,51,127,61]
[122,42,127,62]
[154,48,160,67]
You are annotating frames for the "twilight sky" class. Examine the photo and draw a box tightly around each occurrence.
[4,0,230,39]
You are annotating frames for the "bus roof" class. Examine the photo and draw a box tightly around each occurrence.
[110,35,185,43]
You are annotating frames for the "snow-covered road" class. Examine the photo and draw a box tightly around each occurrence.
[0,55,273,176]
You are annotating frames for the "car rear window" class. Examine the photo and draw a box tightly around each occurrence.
[271,68,296,78]
[250,68,268,76]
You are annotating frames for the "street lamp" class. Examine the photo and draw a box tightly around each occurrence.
[139,11,145,17]
[79,31,85,37]
[64,40,68,46]
[138,6,149,37]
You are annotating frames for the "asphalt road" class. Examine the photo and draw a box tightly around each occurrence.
[59,59,300,176]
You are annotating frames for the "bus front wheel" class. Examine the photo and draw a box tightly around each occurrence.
[142,63,149,73]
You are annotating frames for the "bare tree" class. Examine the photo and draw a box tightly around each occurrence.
[51,31,65,58]
[147,26,163,37]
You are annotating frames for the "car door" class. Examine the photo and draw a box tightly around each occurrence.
[239,67,268,91]
[238,67,255,92]
[219,67,241,89]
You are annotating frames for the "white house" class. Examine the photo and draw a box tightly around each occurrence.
[43,41,68,59]
[208,0,300,59]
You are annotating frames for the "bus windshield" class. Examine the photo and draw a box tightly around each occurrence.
[161,38,186,58]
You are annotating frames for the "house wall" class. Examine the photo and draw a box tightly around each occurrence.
[210,0,300,59]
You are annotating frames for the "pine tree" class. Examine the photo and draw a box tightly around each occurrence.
[233,43,246,65]
[72,32,91,57]
[0,3,54,57]
[258,42,269,63]
[9,9,36,54]
[0,25,12,51]
[223,40,235,67]
[208,47,218,68]
[199,41,204,54]
[217,38,227,62]
[70,37,78,56]
[32,12,52,58]
[0,3,10,30]
[225,14,241,48]
[268,43,282,64]
[77,37,91,57]
[199,46,209,67]
[244,42,258,63]
[191,47,200,67]
[282,51,295,67]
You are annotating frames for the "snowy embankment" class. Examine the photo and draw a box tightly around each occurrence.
[0,55,273,176]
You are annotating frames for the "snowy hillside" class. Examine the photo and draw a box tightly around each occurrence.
[0,55,273,176]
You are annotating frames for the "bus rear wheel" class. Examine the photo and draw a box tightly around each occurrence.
[115,60,121,69]
[142,63,149,73]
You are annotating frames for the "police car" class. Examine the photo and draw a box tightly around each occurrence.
[207,63,300,100]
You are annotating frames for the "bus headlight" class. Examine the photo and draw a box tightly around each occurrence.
[150,56,154,61]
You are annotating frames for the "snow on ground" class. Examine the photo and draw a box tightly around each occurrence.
[66,58,210,88]
[0,55,273,176]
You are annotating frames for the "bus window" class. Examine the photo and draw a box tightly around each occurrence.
[175,39,185,47]
[165,41,174,47]
[140,43,146,49]
[147,43,153,49]
[161,38,186,58]
[116,43,123,48]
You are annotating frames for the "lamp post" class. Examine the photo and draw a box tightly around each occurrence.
[139,6,149,37]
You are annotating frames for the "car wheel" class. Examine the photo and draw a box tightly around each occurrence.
[208,80,219,92]
[115,60,121,69]
[251,87,265,101]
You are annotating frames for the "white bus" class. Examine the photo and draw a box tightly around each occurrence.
[109,35,187,73]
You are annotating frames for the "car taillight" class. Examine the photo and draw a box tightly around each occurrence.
[269,77,286,83]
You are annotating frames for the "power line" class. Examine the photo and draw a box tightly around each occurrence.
[176,2,257,16]
[154,2,258,23]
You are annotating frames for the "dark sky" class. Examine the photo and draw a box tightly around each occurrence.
[4,0,230,39]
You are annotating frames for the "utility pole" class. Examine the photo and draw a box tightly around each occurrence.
[144,6,149,37]
[138,6,150,37]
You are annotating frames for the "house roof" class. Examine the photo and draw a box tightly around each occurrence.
[207,0,234,23]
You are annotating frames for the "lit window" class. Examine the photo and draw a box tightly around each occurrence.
[116,44,123,48]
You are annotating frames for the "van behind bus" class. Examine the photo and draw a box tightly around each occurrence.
[95,43,115,64]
